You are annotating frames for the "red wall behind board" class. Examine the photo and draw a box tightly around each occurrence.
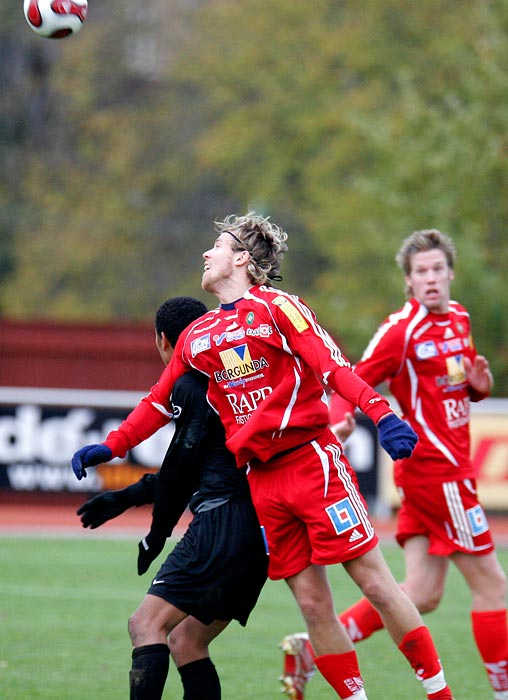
[0,318,162,391]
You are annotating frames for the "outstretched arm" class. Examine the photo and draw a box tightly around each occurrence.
[77,473,159,529]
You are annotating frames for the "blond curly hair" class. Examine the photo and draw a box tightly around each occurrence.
[215,211,288,285]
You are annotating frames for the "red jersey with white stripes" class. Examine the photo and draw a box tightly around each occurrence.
[331,297,486,487]
[105,285,392,467]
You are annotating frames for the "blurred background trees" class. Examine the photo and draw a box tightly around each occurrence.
[1,0,507,392]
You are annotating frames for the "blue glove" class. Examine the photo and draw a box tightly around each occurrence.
[378,414,418,460]
[71,443,113,480]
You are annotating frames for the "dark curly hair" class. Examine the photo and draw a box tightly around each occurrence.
[155,296,208,348]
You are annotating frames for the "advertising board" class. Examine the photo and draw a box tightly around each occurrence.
[0,387,173,495]
[1,388,506,513]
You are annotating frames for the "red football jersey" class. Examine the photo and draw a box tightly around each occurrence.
[105,285,392,467]
[330,297,487,487]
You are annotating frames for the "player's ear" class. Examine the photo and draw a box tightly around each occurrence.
[160,332,171,351]
[234,249,250,267]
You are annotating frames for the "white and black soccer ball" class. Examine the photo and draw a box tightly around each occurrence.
[23,0,88,39]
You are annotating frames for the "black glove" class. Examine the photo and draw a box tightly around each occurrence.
[76,474,158,529]
[378,413,418,460]
[137,530,167,576]
[77,490,131,529]
[71,443,113,480]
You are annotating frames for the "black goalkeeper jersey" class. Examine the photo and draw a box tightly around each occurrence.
[145,370,250,536]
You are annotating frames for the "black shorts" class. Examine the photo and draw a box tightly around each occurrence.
[147,496,268,626]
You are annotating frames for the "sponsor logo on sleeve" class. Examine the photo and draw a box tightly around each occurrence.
[272,296,309,332]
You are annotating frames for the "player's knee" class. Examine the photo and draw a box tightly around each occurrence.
[128,609,154,646]
[128,611,141,644]
[168,626,197,657]
[297,591,335,626]
[473,565,507,608]
[360,577,394,611]
[493,566,507,598]
[399,580,443,614]
[415,592,441,614]
[169,630,207,667]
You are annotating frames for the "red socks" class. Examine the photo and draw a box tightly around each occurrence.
[314,651,366,699]
[312,626,453,698]
[398,626,452,699]
[338,597,384,641]
[471,609,508,694]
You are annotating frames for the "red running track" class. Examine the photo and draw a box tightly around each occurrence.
[2,493,508,545]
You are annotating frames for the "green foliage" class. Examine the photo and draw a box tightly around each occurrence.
[0,535,505,699]
[1,0,507,391]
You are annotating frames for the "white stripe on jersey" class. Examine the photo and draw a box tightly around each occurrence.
[288,291,349,369]
[188,310,223,334]
[408,358,459,467]
[151,402,173,419]
[277,366,301,433]
[243,290,303,436]
[313,438,330,498]
[361,302,414,362]
[448,301,471,322]
[360,302,428,377]
[256,286,349,369]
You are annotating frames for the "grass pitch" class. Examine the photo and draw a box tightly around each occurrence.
[0,534,505,699]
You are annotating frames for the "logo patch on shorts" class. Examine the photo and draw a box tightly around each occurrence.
[325,498,361,535]
[467,504,488,536]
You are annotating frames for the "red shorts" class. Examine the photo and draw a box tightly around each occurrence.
[246,430,378,580]
[396,479,495,556]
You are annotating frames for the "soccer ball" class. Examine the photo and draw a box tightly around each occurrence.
[23,0,88,39]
